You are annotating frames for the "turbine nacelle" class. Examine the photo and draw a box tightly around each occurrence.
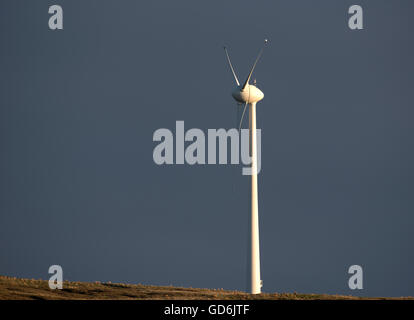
[232,84,264,104]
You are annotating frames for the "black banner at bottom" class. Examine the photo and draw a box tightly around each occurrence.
[1,299,412,318]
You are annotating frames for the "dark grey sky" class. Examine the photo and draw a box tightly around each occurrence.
[1,0,413,297]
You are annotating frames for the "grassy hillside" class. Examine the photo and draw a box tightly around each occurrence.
[0,275,411,300]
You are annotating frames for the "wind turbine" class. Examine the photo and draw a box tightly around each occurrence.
[224,39,268,294]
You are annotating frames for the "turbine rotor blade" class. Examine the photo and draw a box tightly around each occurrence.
[239,102,248,131]
[224,47,240,86]
[241,39,268,90]
[238,82,251,130]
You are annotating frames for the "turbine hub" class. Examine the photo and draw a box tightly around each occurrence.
[232,84,264,104]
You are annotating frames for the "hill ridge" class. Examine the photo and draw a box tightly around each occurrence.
[0,275,411,300]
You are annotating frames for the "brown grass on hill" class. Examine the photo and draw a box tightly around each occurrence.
[0,275,412,300]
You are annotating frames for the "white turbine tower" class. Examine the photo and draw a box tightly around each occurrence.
[224,39,268,294]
